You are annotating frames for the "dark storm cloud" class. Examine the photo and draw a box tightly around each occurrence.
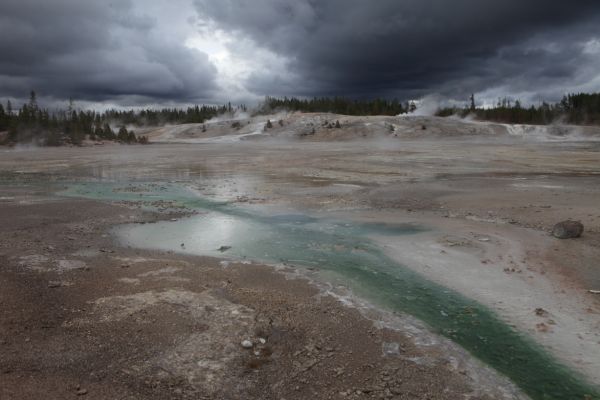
[0,0,217,104]
[195,0,600,101]
[2,0,599,106]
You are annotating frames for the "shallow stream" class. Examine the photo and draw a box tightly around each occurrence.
[62,181,599,400]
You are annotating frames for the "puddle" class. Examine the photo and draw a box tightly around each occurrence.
[62,181,599,400]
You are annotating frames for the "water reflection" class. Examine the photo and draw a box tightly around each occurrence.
[64,181,599,400]
[120,213,271,257]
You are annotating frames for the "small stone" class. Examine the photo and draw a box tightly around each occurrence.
[76,388,88,396]
[535,308,548,317]
[241,340,253,349]
[536,323,550,332]
[258,338,266,344]
[48,281,61,288]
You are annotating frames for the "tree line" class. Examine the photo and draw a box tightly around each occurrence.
[0,92,244,146]
[258,96,413,116]
[4,90,600,146]
[436,93,600,125]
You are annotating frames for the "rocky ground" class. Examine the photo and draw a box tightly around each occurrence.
[140,112,600,143]
[1,114,600,399]
[0,186,513,400]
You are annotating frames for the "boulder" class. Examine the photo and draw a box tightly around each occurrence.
[551,221,583,239]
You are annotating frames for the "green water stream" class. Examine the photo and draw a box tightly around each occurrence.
[62,182,599,400]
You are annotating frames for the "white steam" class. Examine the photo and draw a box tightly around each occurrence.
[405,95,445,117]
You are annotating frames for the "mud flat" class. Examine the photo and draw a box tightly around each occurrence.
[1,115,600,399]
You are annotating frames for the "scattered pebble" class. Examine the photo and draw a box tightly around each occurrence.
[535,308,548,317]
[535,323,550,333]
[241,340,253,349]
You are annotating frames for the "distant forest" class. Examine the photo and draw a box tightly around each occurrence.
[259,96,412,115]
[2,91,600,146]
[0,91,243,146]
[436,93,600,125]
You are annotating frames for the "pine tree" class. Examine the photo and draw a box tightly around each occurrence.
[29,91,38,111]
[117,126,129,142]
[127,130,137,143]
[103,123,115,140]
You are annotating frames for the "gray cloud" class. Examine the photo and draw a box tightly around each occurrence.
[195,0,600,102]
[0,0,217,105]
[2,0,600,107]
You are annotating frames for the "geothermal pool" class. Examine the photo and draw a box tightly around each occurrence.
[63,181,598,400]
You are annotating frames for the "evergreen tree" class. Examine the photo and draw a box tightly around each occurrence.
[28,91,38,111]
[117,126,129,142]
[127,130,137,143]
[103,123,115,140]
[0,103,5,131]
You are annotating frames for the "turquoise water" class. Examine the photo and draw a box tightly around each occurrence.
[62,182,599,400]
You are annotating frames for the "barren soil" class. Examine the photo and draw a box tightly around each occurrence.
[1,114,600,399]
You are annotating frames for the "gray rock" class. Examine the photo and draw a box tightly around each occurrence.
[552,221,584,239]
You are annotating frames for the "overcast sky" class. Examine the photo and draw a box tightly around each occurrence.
[2,0,600,109]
